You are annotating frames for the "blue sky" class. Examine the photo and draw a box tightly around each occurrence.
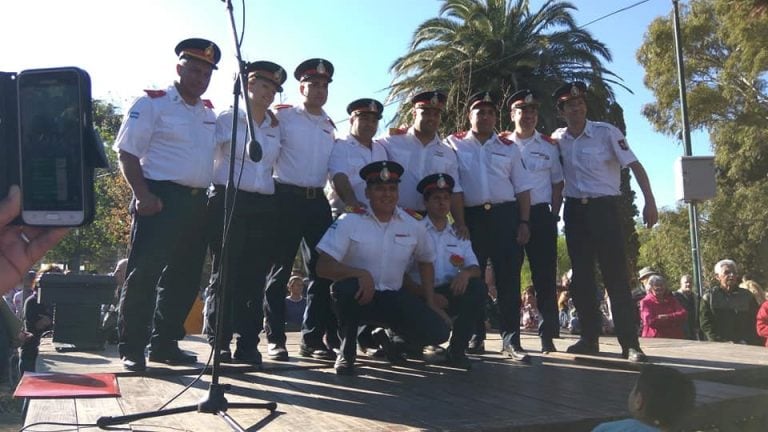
[2,0,711,211]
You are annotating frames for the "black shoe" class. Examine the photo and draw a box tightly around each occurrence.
[267,343,289,361]
[148,347,197,365]
[466,340,485,355]
[541,338,557,354]
[234,348,263,365]
[219,349,233,363]
[444,351,472,370]
[624,347,648,363]
[360,347,386,358]
[372,328,407,365]
[566,339,599,355]
[121,355,146,372]
[299,344,335,360]
[334,356,355,376]
[501,345,531,363]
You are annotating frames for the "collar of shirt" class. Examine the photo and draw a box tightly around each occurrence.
[424,216,454,236]
[295,104,330,123]
[467,130,499,146]
[563,120,595,140]
[407,126,442,146]
[236,109,273,129]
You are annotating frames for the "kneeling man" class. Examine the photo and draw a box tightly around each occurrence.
[316,161,450,375]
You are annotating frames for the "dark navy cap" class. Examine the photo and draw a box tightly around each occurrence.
[175,38,221,69]
[417,173,455,196]
[411,90,447,110]
[360,160,404,184]
[506,89,541,109]
[246,61,287,92]
[468,91,497,111]
[294,58,334,82]
[347,98,383,119]
[552,81,587,103]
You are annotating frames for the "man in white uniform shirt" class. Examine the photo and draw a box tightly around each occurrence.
[380,91,465,225]
[327,98,387,217]
[204,61,285,365]
[447,91,534,362]
[404,173,486,370]
[551,81,657,363]
[265,59,338,361]
[113,38,221,371]
[504,89,564,354]
[316,161,450,375]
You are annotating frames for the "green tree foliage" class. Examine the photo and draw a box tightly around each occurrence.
[637,0,768,282]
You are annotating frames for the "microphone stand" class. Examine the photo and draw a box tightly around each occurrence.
[97,1,276,430]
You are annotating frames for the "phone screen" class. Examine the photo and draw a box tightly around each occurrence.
[18,70,84,221]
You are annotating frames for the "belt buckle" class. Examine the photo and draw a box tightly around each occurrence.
[483,203,492,211]
[580,197,588,204]
[191,188,199,196]
[306,187,317,199]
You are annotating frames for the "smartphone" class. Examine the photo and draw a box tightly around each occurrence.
[17,68,87,226]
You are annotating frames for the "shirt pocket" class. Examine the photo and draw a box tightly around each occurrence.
[580,146,610,170]
[526,153,552,172]
[490,152,511,174]
[158,115,191,143]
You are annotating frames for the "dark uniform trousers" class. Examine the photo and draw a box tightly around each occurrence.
[434,278,487,355]
[519,203,559,341]
[563,196,639,350]
[465,201,524,348]
[118,180,209,359]
[331,278,450,364]
[204,185,277,351]
[264,183,338,349]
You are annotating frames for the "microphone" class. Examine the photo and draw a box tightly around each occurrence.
[247,139,262,162]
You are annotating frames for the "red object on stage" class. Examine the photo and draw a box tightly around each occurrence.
[14,372,120,398]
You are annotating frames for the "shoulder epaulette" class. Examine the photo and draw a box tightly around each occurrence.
[328,117,337,130]
[403,208,423,220]
[274,104,293,110]
[498,135,514,146]
[202,99,214,109]
[388,127,408,136]
[451,131,468,139]
[541,134,557,145]
[266,110,279,127]
[344,205,368,216]
[143,89,166,99]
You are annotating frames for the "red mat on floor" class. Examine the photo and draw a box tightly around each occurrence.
[14,372,120,398]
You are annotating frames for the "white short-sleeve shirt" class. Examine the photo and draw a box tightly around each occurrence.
[327,135,387,213]
[551,120,638,198]
[112,85,217,188]
[508,131,564,206]
[317,207,435,292]
[408,217,480,286]
[273,105,335,188]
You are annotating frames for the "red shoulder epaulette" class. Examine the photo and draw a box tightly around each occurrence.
[267,110,279,127]
[388,127,408,136]
[202,99,214,109]
[328,117,337,130]
[541,134,557,145]
[451,131,468,139]
[274,104,292,110]
[344,205,368,216]
[403,208,423,221]
[143,89,166,98]
[498,133,514,146]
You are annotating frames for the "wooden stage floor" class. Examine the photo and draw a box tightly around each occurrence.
[20,332,768,431]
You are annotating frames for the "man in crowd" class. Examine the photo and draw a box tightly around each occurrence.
[316,161,450,375]
[674,274,698,340]
[403,173,486,369]
[447,91,534,362]
[700,259,760,345]
[327,98,387,217]
[551,81,657,363]
[113,38,221,371]
[265,59,337,361]
[381,91,464,223]
[504,89,563,354]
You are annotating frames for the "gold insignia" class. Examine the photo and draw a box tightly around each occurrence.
[368,100,377,112]
[274,67,284,82]
[483,203,492,210]
[437,176,447,189]
[317,60,327,75]
[204,44,215,62]
[430,93,439,106]
[570,84,580,97]
[380,166,390,181]
[524,93,533,104]
[482,92,492,103]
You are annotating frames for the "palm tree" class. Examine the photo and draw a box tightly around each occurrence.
[388,0,625,133]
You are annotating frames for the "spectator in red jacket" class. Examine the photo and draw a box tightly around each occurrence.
[757,300,768,347]
[639,275,688,339]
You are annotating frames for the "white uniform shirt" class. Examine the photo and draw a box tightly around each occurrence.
[317,208,435,292]
[508,131,564,206]
[327,135,387,213]
[380,128,462,211]
[408,217,480,286]
[446,131,534,207]
[273,105,335,188]
[113,85,217,188]
[211,109,281,194]
[551,120,638,198]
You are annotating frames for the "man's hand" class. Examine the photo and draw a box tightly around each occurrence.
[135,192,163,216]
[516,223,530,245]
[643,202,658,228]
[450,271,470,296]
[432,293,449,310]
[453,223,470,240]
[355,271,376,305]
[428,298,452,328]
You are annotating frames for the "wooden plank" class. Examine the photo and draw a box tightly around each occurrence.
[24,398,76,431]
[73,397,123,430]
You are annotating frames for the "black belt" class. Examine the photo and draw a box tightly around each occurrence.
[275,182,323,199]
[147,180,206,196]
[466,201,515,211]
[565,196,616,205]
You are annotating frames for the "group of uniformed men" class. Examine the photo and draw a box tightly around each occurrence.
[112,37,658,375]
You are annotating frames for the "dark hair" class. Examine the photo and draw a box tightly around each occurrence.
[635,365,696,428]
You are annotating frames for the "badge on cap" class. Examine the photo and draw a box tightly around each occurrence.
[430,93,440,105]
[317,60,327,75]
[483,92,492,103]
[204,44,215,61]
[380,164,390,181]
[570,84,580,97]
[274,67,284,82]
[369,100,378,112]
[437,175,447,189]
[524,93,533,104]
